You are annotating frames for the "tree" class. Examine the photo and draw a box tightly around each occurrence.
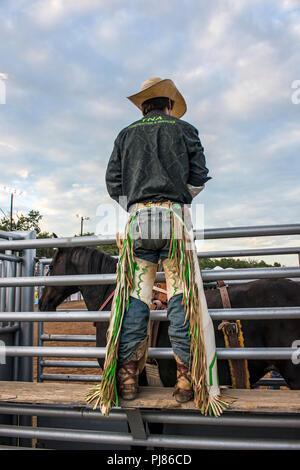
[198,257,281,269]
[0,210,43,233]
[0,210,54,259]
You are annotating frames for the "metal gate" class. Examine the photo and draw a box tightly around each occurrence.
[0,223,300,449]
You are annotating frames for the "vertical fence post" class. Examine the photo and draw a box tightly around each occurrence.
[0,261,2,315]
[19,231,36,447]
[37,260,44,382]
[19,230,36,382]
[13,258,22,382]
[0,261,7,313]
[6,251,16,321]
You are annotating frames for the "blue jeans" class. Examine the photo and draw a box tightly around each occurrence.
[118,206,191,366]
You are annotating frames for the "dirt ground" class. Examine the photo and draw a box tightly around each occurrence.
[33,300,102,383]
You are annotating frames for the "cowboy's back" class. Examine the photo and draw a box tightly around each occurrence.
[106,109,211,211]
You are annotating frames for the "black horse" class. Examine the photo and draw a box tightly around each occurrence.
[39,245,300,390]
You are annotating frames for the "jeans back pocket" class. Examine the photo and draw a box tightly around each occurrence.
[133,207,172,251]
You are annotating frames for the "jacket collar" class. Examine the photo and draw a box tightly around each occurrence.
[143,110,169,118]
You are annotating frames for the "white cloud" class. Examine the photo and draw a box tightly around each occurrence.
[0,140,17,151]
[27,0,111,28]
[17,170,29,179]
[279,0,300,11]
[221,41,287,115]
[86,98,124,119]
[284,187,300,200]
[264,127,300,154]
[23,48,49,65]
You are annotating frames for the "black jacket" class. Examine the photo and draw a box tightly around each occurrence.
[105,110,211,211]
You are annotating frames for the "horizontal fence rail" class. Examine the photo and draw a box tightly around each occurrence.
[1,307,300,322]
[0,324,19,333]
[0,253,22,263]
[2,346,298,360]
[0,424,299,450]
[197,246,300,258]
[0,230,24,241]
[41,360,100,368]
[41,334,96,342]
[38,247,300,262]
[40,374,101,382]
[0,223,299,251]
[0,267,300,288]
[0,404,299,428]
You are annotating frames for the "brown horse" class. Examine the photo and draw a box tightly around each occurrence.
[39,245,300,390]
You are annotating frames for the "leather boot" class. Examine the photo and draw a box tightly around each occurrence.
[173,354,194,403]
[117,337,148,400]
[117,360,139,400]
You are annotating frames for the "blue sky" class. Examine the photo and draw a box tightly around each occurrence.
[0,0,299,265]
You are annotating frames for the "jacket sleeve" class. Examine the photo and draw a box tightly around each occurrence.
[105,138,123,203]
[185,125,212,187]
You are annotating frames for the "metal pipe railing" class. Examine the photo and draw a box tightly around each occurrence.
[0,230,24,240]
[0,404,299,428]
[41,334,96,342]
[0,324,19,333]
[0,424,299,449]
[197,246,300,258]
[194,223,300,240]
[0,266,300,288]
[19,231,36,385]
[38,246,300,262]
[0,223,299,251]
[0,253,22,263]
[41,360,99,368]
[2,346,297,360]
[40,374,101,382]
[37,261,45,383]
[1,306,300,322]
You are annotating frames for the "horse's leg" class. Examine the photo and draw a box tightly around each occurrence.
[95,322,106,369]
[262,319,300,390]
[273,360,300,389]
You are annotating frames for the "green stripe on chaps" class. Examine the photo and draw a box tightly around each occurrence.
[130,257,157,306]
[162,257,184,301]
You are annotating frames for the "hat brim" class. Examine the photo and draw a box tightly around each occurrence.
[127,79,187,118]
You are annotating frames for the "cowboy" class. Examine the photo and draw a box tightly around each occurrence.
[105,77,211,404]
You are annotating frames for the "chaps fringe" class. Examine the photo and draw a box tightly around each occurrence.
[86,204,232,416]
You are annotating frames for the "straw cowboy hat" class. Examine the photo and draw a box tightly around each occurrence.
[127,77,187,118]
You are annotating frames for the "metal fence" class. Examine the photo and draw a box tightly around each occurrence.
[0,223,300,449]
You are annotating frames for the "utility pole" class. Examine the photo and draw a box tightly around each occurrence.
[0,185,23,231]
[76,214,90,236]
[10,193,13,231]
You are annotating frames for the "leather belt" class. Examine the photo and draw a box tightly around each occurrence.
[128,200,183,214]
